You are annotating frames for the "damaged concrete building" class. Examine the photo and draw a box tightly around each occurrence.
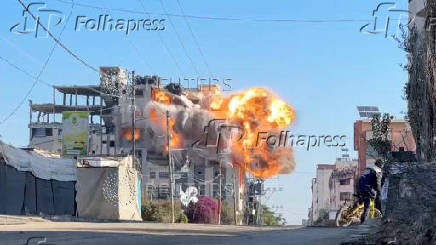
[28,66,244,212]
[309,154,357,225]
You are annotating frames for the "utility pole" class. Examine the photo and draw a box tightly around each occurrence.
[218,161,222,225]
[258,179,264,226]
[166,110,175,223]
[131,71,136,169]
[233,169,238,225]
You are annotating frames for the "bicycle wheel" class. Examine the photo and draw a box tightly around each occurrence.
[335,206,354,227]
[373,208,382,218]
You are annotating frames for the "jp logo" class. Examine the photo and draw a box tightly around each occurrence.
[191,119,244,154]
[360,2,412,39]
[10,2,64,39]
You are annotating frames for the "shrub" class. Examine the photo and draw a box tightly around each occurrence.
[176,213,188,223]
[142,202,160,222]
[220,201,235,225]
[142,201,183,223]
[186,196,218,224]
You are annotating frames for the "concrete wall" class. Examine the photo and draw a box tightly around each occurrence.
[409,0,426,31]
[376,161,436,244]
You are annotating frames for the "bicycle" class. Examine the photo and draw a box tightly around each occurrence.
[335,194,382,227]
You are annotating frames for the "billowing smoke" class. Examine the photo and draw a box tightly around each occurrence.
[145,86,296,179]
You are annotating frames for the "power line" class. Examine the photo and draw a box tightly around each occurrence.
[0,54,127,101]
[99,0,154,73]
[1,0,76,125]
[158,0,199,75]
[16,0,98,72]
[54,0,372,23]
[175,0,213,78]
[0,55,51,87]
[137,0,183,74]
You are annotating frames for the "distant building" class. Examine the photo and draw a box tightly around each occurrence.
[309,155,357,225]
[310,163,335,224]
[328,157,357,220]
[354,118,416,176]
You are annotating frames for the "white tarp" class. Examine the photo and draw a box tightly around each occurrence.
[0,141,76,181]
[77,157,126,168]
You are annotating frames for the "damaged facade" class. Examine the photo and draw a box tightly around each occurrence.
[28,66,245,213]
[309,155,357,225]
[354,118,416,177]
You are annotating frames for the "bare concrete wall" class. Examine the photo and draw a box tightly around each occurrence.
[376,162,436,244]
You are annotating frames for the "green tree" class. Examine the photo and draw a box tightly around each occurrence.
[261,205,286,226]
[220,201,235,225]
[368,113,392,161]
[142,201,184,223]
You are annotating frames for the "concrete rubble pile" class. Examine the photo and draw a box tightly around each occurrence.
[374,162,436,245]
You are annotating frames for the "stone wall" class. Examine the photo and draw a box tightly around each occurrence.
[376,162,436,244]
[406,2,436,163]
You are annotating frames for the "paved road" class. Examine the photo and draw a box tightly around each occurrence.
[0,216,360,245]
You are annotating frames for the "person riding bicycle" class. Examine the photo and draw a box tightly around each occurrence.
[357,159,383,223]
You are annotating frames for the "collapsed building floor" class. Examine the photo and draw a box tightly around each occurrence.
[28,66,245,212]
[27,65,296,222]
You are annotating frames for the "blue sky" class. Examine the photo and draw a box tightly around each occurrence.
[0,0,408,224]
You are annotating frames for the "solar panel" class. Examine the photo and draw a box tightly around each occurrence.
[357,106,380,118]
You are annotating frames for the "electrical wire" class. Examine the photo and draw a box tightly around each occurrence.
[175,0,213,78]
[1,0,76,125]
[137,0,183,75]
[54,0,373,23]
[0,55,51,87]
[0,52,133,102]
[158,0,199,75]
[99,0,154,73]
[16,0,98,72]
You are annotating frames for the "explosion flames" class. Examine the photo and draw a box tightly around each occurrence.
[214,88,296,178]
[121,128,140,141]
[149,89,183,152]
[149,86,296,179]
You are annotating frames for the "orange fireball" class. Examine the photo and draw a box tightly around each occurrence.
[150,89,183,152]
[210,88,296,178]
[122,128,140,141]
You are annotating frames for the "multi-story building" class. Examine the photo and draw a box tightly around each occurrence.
[310,163,335,224]
[354,107,416,176]
[328,156,358,220]
[28,66,244,212]
[309,154,357,225]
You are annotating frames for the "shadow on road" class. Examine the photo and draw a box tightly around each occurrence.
[0,226,358,245]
